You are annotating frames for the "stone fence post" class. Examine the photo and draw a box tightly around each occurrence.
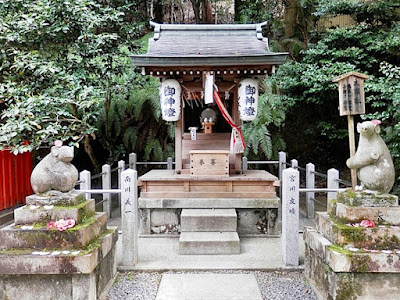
[79,170,91,200]
[306,163,315,219]
[327,168,339,213]
[121,169,138,267]
[167,157,173,170]
[118,160,125,208]
[129,153,137,170]
[102,164,111,218]
[282,167,299,266]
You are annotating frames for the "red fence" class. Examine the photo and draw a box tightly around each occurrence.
[0,150,32,211]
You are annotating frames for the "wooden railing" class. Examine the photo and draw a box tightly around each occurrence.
[76,151,350,220]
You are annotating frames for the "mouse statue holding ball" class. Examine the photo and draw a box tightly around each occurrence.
[30,141,78,194]
[346,120,395,194]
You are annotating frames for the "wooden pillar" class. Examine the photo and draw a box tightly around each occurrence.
[233,82,242,171]
[347,115,357,189]
[175,102,183,171]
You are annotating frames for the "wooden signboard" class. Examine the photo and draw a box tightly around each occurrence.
[332,72,369,116]
[190,150,229,176]
[333,71,369,189]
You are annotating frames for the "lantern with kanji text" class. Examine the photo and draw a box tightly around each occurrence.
[160,79,182,121]
[238,78,259,121]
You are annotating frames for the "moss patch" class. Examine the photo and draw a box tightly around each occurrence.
[0,248,34,255]
[336,274,362,300]
[53,197,87,210]
[350,255,371,272]
[328,244,355,256]
[338,224,367,245]
[373,235,400,250]
[0,229,115,256]
[64,215,97,232]
[80,229,114,255]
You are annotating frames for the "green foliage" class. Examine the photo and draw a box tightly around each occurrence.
[242,78,286,160]
[273,1,400,173]
[0,0,175,169]
[316,0,400,28]
[0,0,145,157]
[363,62,400,180]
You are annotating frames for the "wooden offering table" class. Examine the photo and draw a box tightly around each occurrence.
[138,169,280,243]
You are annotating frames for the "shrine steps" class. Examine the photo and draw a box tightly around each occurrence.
[179,208,240,255]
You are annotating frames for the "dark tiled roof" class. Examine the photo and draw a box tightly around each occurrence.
[131,22,287,68]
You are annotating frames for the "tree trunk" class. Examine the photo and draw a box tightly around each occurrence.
[190,0,202,23]
[234,0,243,22]
[204,0,213,23]
[284,0,299,38]
[153,0,164,23]
[84,134,101,173]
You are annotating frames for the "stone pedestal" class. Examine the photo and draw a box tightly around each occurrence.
[304,190,400,299]
[0,193,118,300]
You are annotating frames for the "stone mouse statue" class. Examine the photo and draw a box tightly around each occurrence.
[30,141,78,194]
[346,120,395,193]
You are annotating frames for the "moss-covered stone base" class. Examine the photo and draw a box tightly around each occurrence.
[334,189,398,209]
[0,228,117,300]
[0,243,116,300]
[305,244,400,300]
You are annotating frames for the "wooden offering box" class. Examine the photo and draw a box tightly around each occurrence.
[190,150,229,176]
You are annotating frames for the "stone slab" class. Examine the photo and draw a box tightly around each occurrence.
[316,211,400,248]
[0,212,107,250]
[181,208,237,232]
[179,232,240,255]
[336,202,400,223]
[0,227,117,275]
[335,190,398,208]
[117,235,306,271]
[0,228,117,300]
[155,274,262,300]
[303,226,332,261]
[305,244,400,300]
[26,191,85,206]
[139,197,280,209]
[14,199,95,225]
[305,227,400,273]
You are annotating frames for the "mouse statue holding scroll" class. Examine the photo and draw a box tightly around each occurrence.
[31,141,78,194]
[346,120,395,193]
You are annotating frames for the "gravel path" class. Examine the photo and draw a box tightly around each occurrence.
[107,270,317,300]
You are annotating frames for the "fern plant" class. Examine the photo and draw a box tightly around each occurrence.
[242,77,286,161]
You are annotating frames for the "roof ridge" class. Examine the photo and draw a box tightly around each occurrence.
[149,21,268,31]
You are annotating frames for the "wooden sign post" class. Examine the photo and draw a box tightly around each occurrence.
[333,72,369,189]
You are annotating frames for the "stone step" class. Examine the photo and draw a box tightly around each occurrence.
[316,212,400,249]
[179,232,240,255]
[0,212,106,250]
[155,274,262,300]
[335,202,400,223]
[181,208,237,232]
[14,199,95,225]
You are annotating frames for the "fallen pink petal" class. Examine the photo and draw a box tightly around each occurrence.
[47,219,76,231]
[360,220,375,228]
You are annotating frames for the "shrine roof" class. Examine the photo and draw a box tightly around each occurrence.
[130,21,287,69]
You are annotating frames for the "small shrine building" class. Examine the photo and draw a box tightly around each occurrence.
[130,21,287,254]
